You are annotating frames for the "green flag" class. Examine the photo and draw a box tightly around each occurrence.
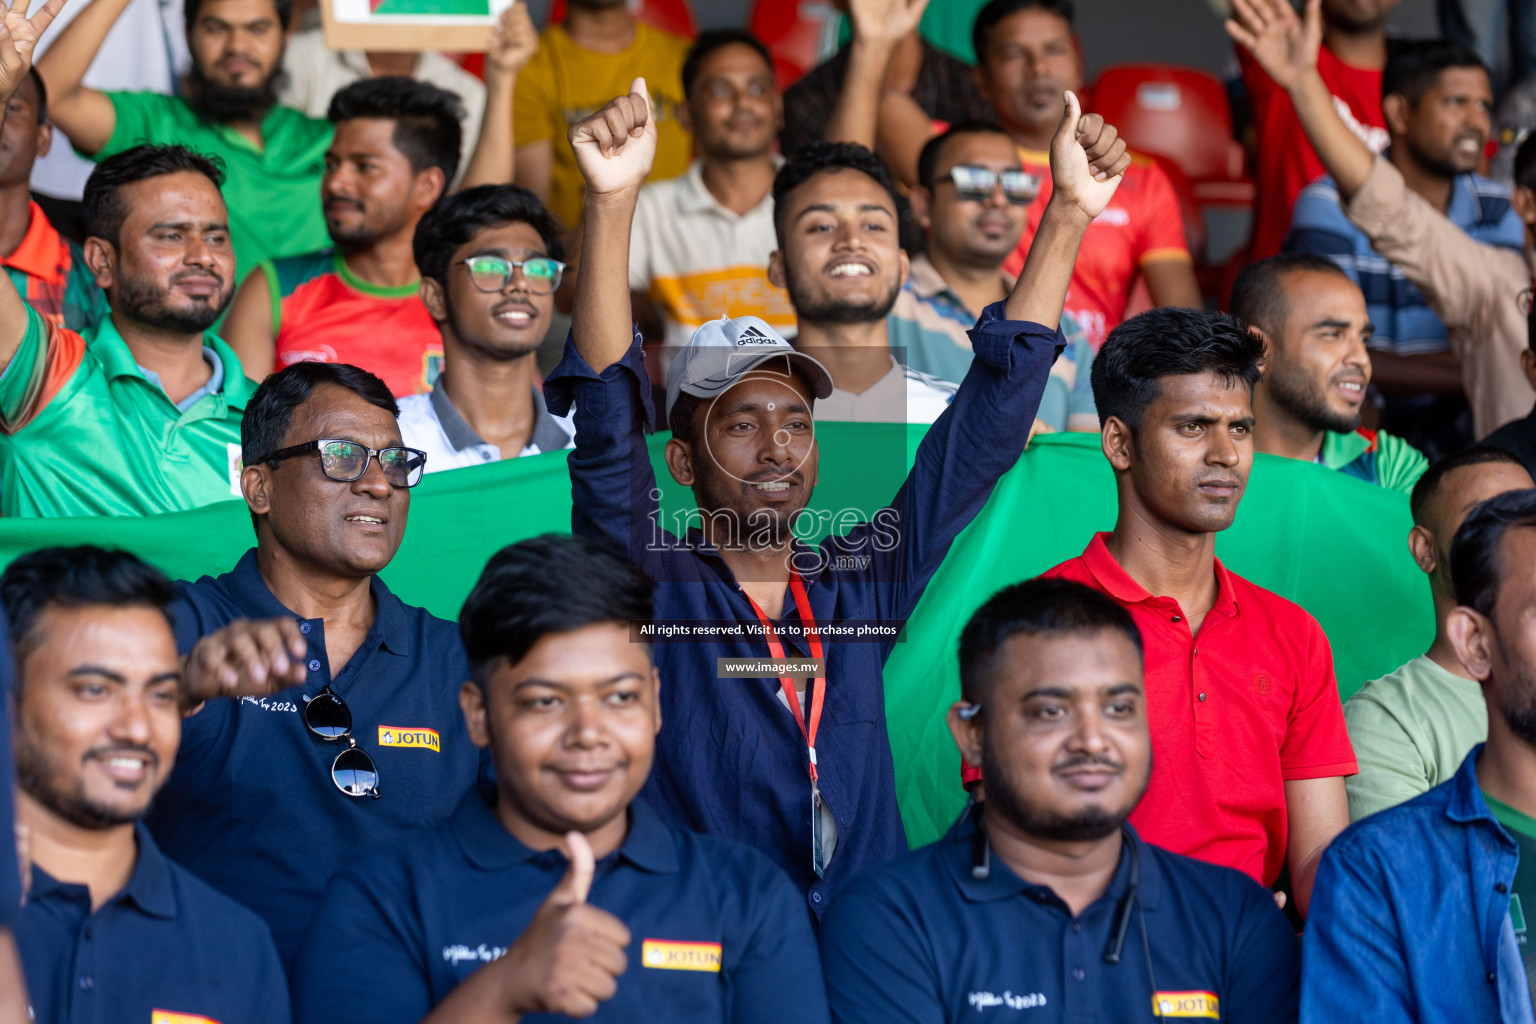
[0,428,1430,847]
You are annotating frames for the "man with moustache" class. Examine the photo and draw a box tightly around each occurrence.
[290,533,829,1024]
[549,78,1128,916]
[144,362,483,968]
[2,546,288,1023]
[1303,488,1536,1020]
[223,77,461,397]
[1345,447,1533,820]
[1001,306,1357,916]
[400,184,574,471]
[629,29,796,354]
[822,578,1300,1024]
[1231,253,1427,492]
[39,0,330,283]
[0,144,251,517]
[889,120,1097,434]
[1287,41,1523,450]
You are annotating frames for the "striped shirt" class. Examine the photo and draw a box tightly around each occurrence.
[1286,170,1525,356]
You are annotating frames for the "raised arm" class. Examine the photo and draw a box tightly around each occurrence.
[1226,0,1373,198]
[32,0,120,156]
[0,0,65,372]
[822,0,929,150]
[568,78,657,373]
[1007,90,1130,327]
[221,267,277,379]
[460,1,537,189]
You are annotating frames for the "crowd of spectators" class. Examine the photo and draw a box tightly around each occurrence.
[2,0,1536,1019]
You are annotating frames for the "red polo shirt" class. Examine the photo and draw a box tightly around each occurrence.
[962,533,1356,885]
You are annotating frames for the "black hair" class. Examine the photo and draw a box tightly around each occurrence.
[459,533,654,686]
[1516,133,1536,193]
[668,391,703,447]
[681,28,775,101]
[1449,487,1536,616]
[82,144,226,246]
[1382,38,1487,106]
[184,0,294,36]
[1,546,178,675]
[327,75,464,186]
[915,119,1014,188]
[1228,252,1352,338]
[1410,446,1526,527]
[973,0,1075,63]
[958,576,1142,706]
[1090,307,1265,432]
[22,66,46,125]
[772,140,901,247]
[412,184,566,282]
[241,362,399,465]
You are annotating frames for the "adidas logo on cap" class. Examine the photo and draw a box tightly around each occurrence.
[735,324,777,346]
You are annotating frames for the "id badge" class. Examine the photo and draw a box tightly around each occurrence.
[811,780,826,879]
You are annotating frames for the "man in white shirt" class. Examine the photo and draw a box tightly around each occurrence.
[768,139,956,423]
[402,183,573,471]
[629,28,794,353]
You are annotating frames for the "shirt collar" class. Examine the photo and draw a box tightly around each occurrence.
[941,805,1161,911]
[453,789,679,874]
[226,548,414,657]
[89,318,254,411]
[429,377,571,455]
[904,253,1014,304]
[138,346,224,413]
[1320,428,1371,468]
[2,202,66,283]
[31,823,178,920]
[675,156,784,217]
[1078,532,1240,619]
[1447,743,1502,828]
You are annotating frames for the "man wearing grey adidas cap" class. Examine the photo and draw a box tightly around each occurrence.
[544,76,1131,922]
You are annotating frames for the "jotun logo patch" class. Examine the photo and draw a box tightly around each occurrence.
[641,940,722,972]
[378,726,440,752]
[1152,991,1219,1018]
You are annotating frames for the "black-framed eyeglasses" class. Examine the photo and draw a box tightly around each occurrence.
[259,439,427,489]
[304,685,381,799]
[927,165,1040,205]
[456,254,566,295]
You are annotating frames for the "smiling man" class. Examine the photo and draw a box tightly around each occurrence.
[223,76,461,396]
[2,546,288,1024]
[1007,306,1357,916]
[549,78,1129,917]
[822,577,1299,1024]
[0,143,254,518]
[399,183,574,472]
[1231,252,1427,493]
[142,362,484,969]
[290,533,829,1024]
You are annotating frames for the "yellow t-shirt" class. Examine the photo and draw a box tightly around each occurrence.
[513,22,693,230]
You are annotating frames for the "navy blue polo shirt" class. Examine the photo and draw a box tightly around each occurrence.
[290,791,831,1024]
[0,608,19,929]
[145,548,483,969]
[819,809,1300,1024]
[15,822,289,1024]
[544,303,1064,916]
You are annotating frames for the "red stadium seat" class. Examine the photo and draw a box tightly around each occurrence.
[749,0,839,90]
[1091,63,1256,304]
[547,0,697,37]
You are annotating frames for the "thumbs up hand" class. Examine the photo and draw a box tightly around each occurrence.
[497,832,632,1018]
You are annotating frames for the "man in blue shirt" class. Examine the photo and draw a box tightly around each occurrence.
[2,546,288,1024]
[291,533,829,1024]
[1286,40,1523,451]
[144,361,483,969]
[820,576,1299,1024]
[546,79,1130,916]
[1303,486,1536,1022]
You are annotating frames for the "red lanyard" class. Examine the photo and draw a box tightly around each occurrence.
[745,574,825,782]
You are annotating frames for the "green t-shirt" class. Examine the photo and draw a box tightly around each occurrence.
[1344,655,1488,820]
[1485,792,1536,1006]
[0,304,254,517]
[94,92,332,285]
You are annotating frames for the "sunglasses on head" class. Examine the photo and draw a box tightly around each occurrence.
[259,439,427,489]
[457,254,566,295]
[928,165,1041,205]
[304,686,380,799]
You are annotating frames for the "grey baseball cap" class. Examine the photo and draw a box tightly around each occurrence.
[663,315,834,423]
